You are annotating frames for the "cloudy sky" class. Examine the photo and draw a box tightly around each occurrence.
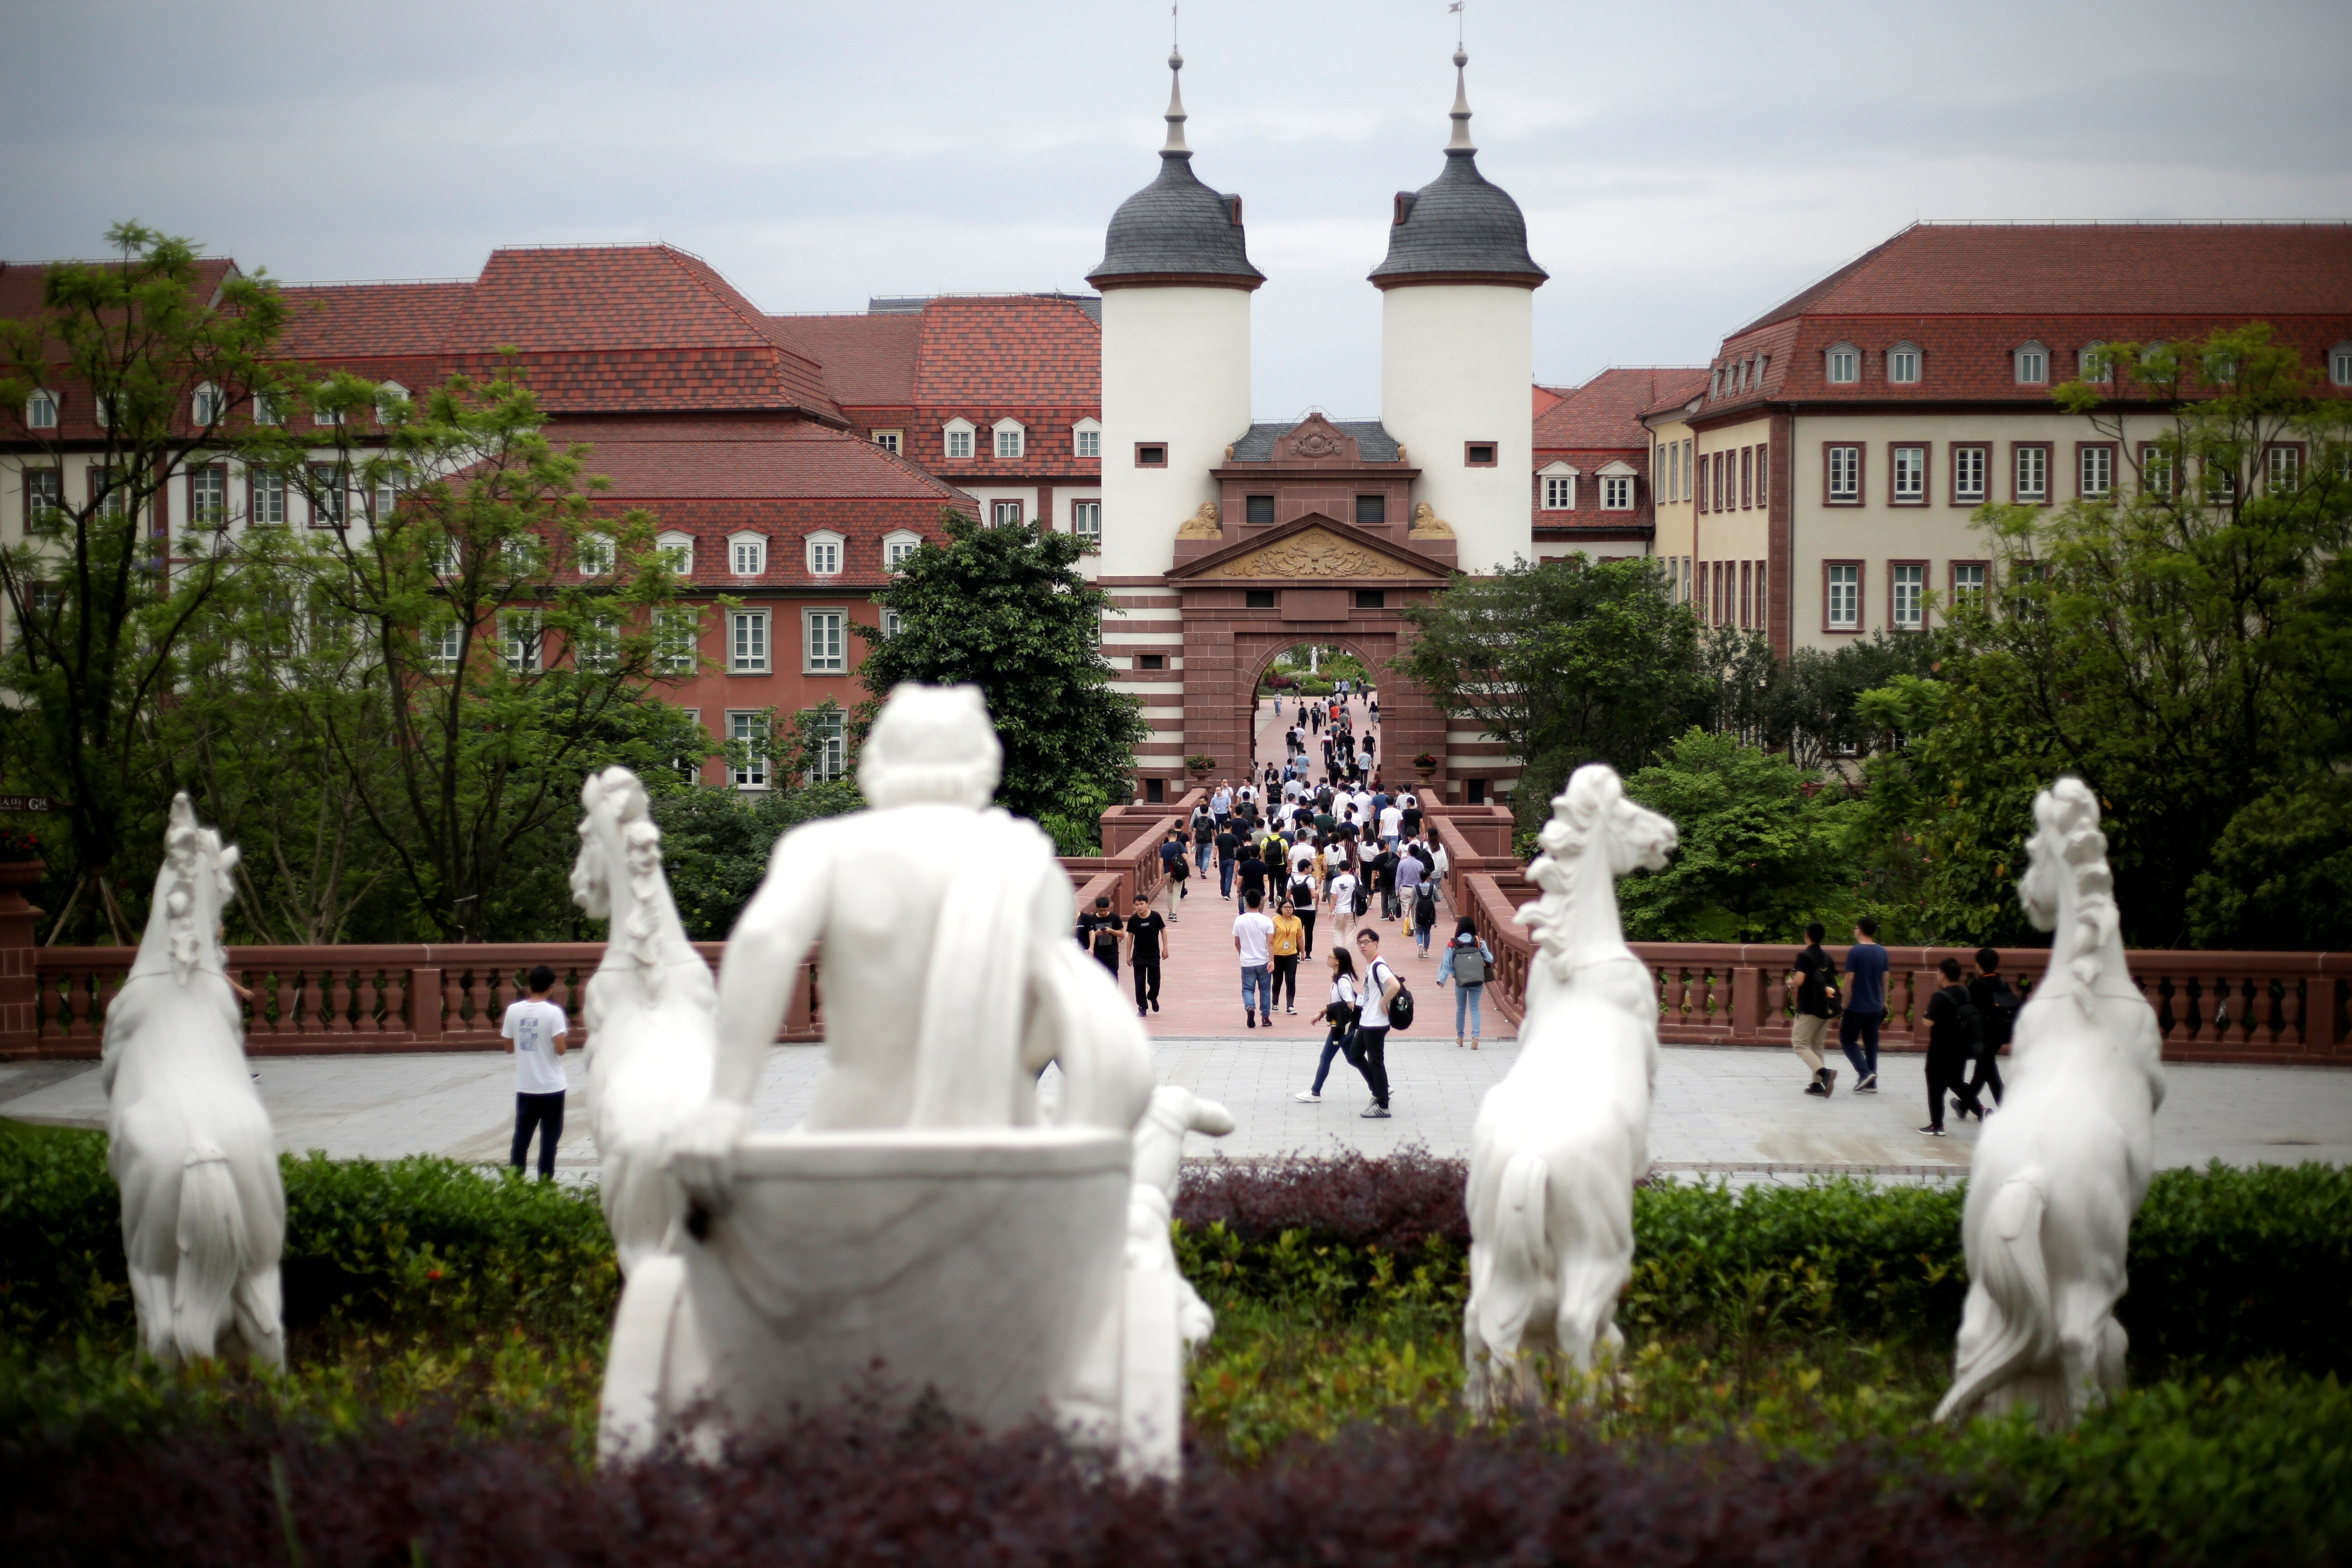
[4,0,2348,415]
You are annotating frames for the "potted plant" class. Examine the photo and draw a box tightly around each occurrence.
[1186,754,1216,781]
[0,828,45,902]
[1413,751,1439,780]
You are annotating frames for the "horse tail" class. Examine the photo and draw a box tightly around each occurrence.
[1936,1176,2053,1422]
[172,1143,248,1363]
[1475,1150,1551,1357]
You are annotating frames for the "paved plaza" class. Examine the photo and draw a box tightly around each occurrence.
[6,1036,2345,1186]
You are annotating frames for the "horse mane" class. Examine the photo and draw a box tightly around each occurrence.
[1519,766,1615,971]
[2038,777,2119,1009]
[159,795,226,985]
[580,769,671,999]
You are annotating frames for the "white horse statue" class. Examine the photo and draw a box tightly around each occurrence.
[102,793,285,1367]
[1936,776,2166,1428]
[1463,764,1676,1412]
[571,766,717,1277]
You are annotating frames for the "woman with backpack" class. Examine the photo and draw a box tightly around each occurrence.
[1293,948,1361,1104]
[1436,914,1495,1050]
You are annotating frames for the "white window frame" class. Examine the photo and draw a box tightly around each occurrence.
[804,608,847,674]
[1827,564,1860,630]
[2077,344,2112,385]
[313,385,344,426]
[1891,564,1925,630]
[1072,418,1102,459]
[656,531,694,577]
[574,613,620,673]
[2081,446,2114,499]
[2267,445,2301,490]
[1954,446,1988,504]
[500,610,542,673]
[189,464,227,529]
[1071,499,1101,543]
[729,532,768,577]
[307,462,349,528]
[24,467,62,534]
[1892,445,1926,503]
[804,709,847,783]
[575,532,614,577]
[2331,343,2352,389]
[990,499,1024,528]
[655,607,699,674]
[882,529,922,569]
[881,607,903,638]
[942,418,975,460]
[1600,475,1630,510]
[1826,343,1861,385]
[427,620,463,672]
[376,381,409,424]
[805,530,843,576]
[871,428,902,454]
[1887,343,1921,385]
[992,418,1026,460]
[2015,445,2049,503]
[251,393,281,426]
[191,382,225,425]
[1826,444,1860,503]
[1952,563,1987,609]
[1539,461,1577,510]
[2014,341,2049,386]
[730,609,771,673]
[728,710,770,790]
[24,388,59,429]
[250,467,287,526]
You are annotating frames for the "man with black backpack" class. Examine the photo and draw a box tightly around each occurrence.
[1920,956,1980,1137]
[1959,947,2019,1118]
[1351,928,1405,1119]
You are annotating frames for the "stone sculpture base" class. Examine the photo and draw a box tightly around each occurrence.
[600,1127,1132,1460]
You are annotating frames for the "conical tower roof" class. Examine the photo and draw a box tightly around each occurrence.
[1088,50,1264,290]
[1369,49,1547,289]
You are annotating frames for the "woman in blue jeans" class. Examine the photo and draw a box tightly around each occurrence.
[1436,915,1494,1050]
[1293,949,1360,1103]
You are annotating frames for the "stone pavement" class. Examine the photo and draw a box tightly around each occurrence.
[9,1038,2345,1186]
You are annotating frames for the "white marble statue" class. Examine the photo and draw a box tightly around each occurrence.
[103,794,286,1367]
[600,684,1210,1472]
[1936,776,2166,1428]
[570,766,716,1277]
[1463,764,1675,1412]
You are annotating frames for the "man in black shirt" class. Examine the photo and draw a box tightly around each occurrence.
[1236,842,1270,908]
[1920,957,1979,1137]
[1958,946,2017,1118]
[1215,823,1241,899]
[1788,921,1840,1098]
[1077,895,1122,980]
[1125,892,1168,1018]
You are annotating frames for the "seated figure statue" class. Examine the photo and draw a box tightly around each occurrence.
[601,684,1223,1475]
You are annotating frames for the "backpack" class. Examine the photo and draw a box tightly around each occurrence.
[1980,978,2021,1046]
[1373,960,1416,1031]
[1451,936,1487,986]
[1351,882,1370,916]
[1940,984,1983,1048]
[1414,884,1438,925]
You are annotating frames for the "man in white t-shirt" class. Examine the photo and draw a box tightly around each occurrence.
[501,963,571,1179]
[1378,801,1403,849]
[1233,890,1276,1030]
[1324,864,1360,947]
[1352,928,1400,1118]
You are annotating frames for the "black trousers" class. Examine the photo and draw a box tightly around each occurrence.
[1964,1039,2004,1111]
[1925,1044,1970,1131]
[1354,1025,1392,1108]
[1132,959,1161,1011]
[511,1090,565,1179]
[1271,954,1298,1008]
[1295,906,1318,956]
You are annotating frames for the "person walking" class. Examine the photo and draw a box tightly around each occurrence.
[1287,839,1320,957]
[1351,928,1399,1117]
[1405,857,1438,957]
[1920,957,1980,1137]
[1270,898,1304,1015]
[1236,838,1271,909]
[1839,916,1889,1093]
[1371,838,1401,921]
[1787,921,1841,1098]
[1234,890,1275,1030]
[1215,819,1242,900]
[1325,853,1359,950]
[1210,780,1234,828]
[1159,828,1189,923]
[1191,804,1215,877]
[1434,915,1492,1049]
[1958,946,2019,1118]
[1078,894,1122,980]
[502,963,571,1180]
[1396,847,1427,949]
[1126,891,1168,1019]
[1293,948,1360,1103]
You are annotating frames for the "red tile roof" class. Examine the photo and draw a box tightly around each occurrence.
[1739,222,2352,334]
[0,257,242,362]
[277,280,472,359]
[1534,367,1707,453]
[914,296,1099,402]
[543,418,969,502]
[767,314,921,407]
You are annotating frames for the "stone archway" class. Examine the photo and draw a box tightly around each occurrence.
[1242,635,1380,765]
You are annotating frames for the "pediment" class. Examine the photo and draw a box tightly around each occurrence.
[1169,514,1450,582]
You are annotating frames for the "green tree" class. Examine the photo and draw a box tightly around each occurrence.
[1396,554,1710,831]
[0,224,290,939]
[1616,728,1859,943]
[855,513,1144,853]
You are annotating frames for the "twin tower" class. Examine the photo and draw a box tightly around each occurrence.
[1089,48,1548,579]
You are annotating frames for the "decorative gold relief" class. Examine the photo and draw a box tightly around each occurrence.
[1408,502,1455,539]
[1175,501,1222,539]
[1212,525,1433,580]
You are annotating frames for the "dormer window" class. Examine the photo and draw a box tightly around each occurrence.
[1887,343,1921,385]
[1826,343,1861,385]
[576,533,614,577]
[251,393,281,426]
[1597,460,1638,511]
[942,419,975,460]
[805,530,844,576]
[871,429,902,454]
[192,383,225,424]
[1539,461,1578,510]
[883,529,922,570]
[376,382,410,423]
[93,395,113,428]
[1073,417,1101,459]
[2332,343,2352,388]
[24,389,58,429]
[657,532,694,577]
[1710,368,1723,399]
[314,386,344,426]
[2014,342,2049,385]
[729,533,767,576]
[992,419,1026,460]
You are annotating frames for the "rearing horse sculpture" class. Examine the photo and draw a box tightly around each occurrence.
[571,767,717,1276]
[1936,776,2166,1428]
[103,794,285,1367]
[1463,764,1676,1412]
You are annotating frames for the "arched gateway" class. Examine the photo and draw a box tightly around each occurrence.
[1089,45,1545,807]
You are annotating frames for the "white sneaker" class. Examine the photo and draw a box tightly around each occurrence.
[1293,1090,1321,1103]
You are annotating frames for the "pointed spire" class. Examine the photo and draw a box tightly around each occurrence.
[1447,47,1476,155]
[1163,49,1190,156]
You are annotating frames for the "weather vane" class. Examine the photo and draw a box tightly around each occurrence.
[1450,0,1465,46]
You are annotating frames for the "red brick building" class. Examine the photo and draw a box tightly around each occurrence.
[1528,367,1706,563]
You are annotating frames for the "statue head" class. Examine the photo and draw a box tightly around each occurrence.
[859,683,1002,810]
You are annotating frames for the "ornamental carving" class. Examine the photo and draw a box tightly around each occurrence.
[1214,527,1413,580]
[1408,502,1455,538]
[1288,428,1347,459]
[1175,501,1222,539]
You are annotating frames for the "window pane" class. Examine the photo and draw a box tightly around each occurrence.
[1892,564,1923,629]
[1955,447,1986,501]
[2016,447,2048,500]
[807,611,844,671]
[1075,428,1100,458]
[1893,446,1924,500]
[2081,446,2113,498]
[1828,446,1859,502]
[1828,564,1859,628]
[1072,502,1101,539]
[730,712,768,788]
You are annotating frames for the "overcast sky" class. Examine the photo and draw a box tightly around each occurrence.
[4,0,2348,416]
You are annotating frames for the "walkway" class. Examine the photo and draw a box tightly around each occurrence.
[9,1040,2343,1186]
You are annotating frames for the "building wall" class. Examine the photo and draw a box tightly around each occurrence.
[1647,415,1697,603]
[1098,285,1252,581]
[1380,284,1534,573]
